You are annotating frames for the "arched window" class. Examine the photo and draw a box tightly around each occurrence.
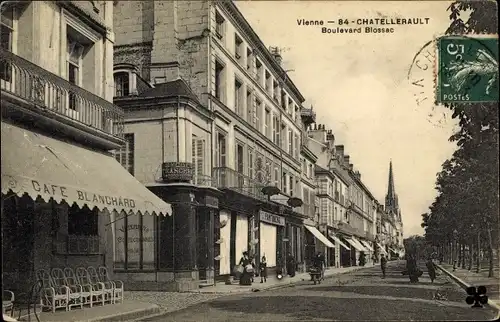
[114,71,130,97]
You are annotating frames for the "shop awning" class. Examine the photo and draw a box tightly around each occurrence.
[305,225,335,248]
[389,247,398,253]
[377,243,389,255]
[350,236,369,252]
[344,237,363,252]
[328,233,350,251]
[360,240,374,252]
[1,123,172,216]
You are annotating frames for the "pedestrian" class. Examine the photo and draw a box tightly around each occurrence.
[259,255,267,283]
[313,252,326,279]
[249,254,256,283]
[380,254,387,278]
[238,251,253,285]
[286,252,296,277]
[426,257,436,283]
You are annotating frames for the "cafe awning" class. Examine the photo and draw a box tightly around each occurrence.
[360,240,374,252]
[1,123,172,216]
[305,225,335,248]
[350,236,369,252]
[377,242,389,255]
[328,233,350,251]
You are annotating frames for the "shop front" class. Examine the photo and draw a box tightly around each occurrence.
[259,210,285,269]
[304,224,335,268]
[328,230,351,268]
[1,122,172,295]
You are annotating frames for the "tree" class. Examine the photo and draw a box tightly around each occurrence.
[422,0,499,277]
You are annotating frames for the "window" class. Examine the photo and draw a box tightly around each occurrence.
[308,164,313,179]
[246,47,253,71]
[281,123,287,150]
[256,59,263,83]
[235,34,243,62]
[234,78,243,115]
[114,72,130,97]
[281,90,287,110]
[289,176,294,196]
[215,11,225,40]
[235,143,244,174]
[67,33,85,110]
[265,160,272,182]
[274,167,279,187]
[273,81,280,102]
[215,133,227,167]
[272,114,280,145]
[265,70,271,93]
[246,89,253,123]
[248,148,254,179]
[68,204,98,236]
[115,133,135,175]
[215,60,225,102]
[192,137,205,179]
[255,99,262,131]
[288,98,293,115]
[282,172,287,194]
[1,6,14,81]
[264,108,271,138]
[288,129,293,155]
[294,134,299,159]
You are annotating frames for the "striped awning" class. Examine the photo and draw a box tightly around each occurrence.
[350,236,369,252]
[360,240,374,252]
[305,225,335,248]
[377,242,389,255]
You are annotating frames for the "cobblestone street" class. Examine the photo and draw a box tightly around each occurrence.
[126,291,222,314]
[140,261,499,321]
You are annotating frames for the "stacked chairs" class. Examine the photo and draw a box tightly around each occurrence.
[98,266,124,304]
[75,267,105,307]
[35,269,69,313]
[87,267,114,304]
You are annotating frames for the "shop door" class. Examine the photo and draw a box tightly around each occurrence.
[196,208,209,281]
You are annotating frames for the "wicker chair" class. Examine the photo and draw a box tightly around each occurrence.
[98,266,123,304]
[75,267,105,307]
[87,266,113,304]
[50,268,83,311]
[35,269,69,313]
[63,268,93,308]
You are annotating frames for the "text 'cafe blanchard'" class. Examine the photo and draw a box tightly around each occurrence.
[31,180,136,208]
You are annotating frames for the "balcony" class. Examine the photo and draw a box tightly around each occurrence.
[301,107,316,125]
[212,167,267,200]
[0,49,124,144]
[192,174,217,187]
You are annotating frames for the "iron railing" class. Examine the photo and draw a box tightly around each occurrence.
[212,167,267,200]
[192,174,216,187]
[0,48,124,139]
[300,107,316,122]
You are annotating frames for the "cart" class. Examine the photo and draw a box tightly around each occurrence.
[309,267,323,285]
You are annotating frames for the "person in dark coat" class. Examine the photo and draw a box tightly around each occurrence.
[286,253,296,277]
[426,257,436,283]
[259,255,268,283]
[238,251,253,285]
[380,254,387,278]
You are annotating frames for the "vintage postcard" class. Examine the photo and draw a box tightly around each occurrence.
[1,0,498,321]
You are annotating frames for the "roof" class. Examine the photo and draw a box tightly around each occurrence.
[138,79,201,104]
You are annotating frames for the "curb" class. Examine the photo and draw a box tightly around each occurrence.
[435,264,500,313]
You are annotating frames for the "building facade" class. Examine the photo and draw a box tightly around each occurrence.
[384,161,405,258]
[112,0,316,290]
[1,0,170,299]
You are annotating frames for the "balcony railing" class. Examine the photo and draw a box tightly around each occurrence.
[300,107,316,124]
[212,167,267,200]
[0,49,124,139]
[192,174,216,187]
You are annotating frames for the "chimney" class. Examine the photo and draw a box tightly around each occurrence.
[326,130,335,142]
[355,170,361,180]
[269,46,282,65]
[335,145,344,159]
[343,155,350,165]
[349,163,353,171]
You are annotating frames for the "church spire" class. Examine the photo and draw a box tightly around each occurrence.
[385,160,399,214]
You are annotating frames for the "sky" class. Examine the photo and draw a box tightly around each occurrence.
[236,0,461,237]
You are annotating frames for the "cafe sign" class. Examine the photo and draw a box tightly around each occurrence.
[161,162,193,182]
[259,210,285,226]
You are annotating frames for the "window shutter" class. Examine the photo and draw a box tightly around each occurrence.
[197,139,204,177]
[192,138,197,172]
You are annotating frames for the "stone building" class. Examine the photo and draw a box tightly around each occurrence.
[384,160,405,257]
[111,0,314,290]
[1,0,170,298]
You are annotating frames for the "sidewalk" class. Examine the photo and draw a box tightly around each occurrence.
[189,263,378,294]
[436,262,500,311]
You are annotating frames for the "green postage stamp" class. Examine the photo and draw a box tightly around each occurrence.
[437,36,498,103]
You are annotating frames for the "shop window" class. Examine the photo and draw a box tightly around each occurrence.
[68,204,98,236]
[114,211,156,270]
[114,71,130,97]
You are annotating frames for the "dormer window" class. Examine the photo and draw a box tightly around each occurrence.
[114,72,130,97]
